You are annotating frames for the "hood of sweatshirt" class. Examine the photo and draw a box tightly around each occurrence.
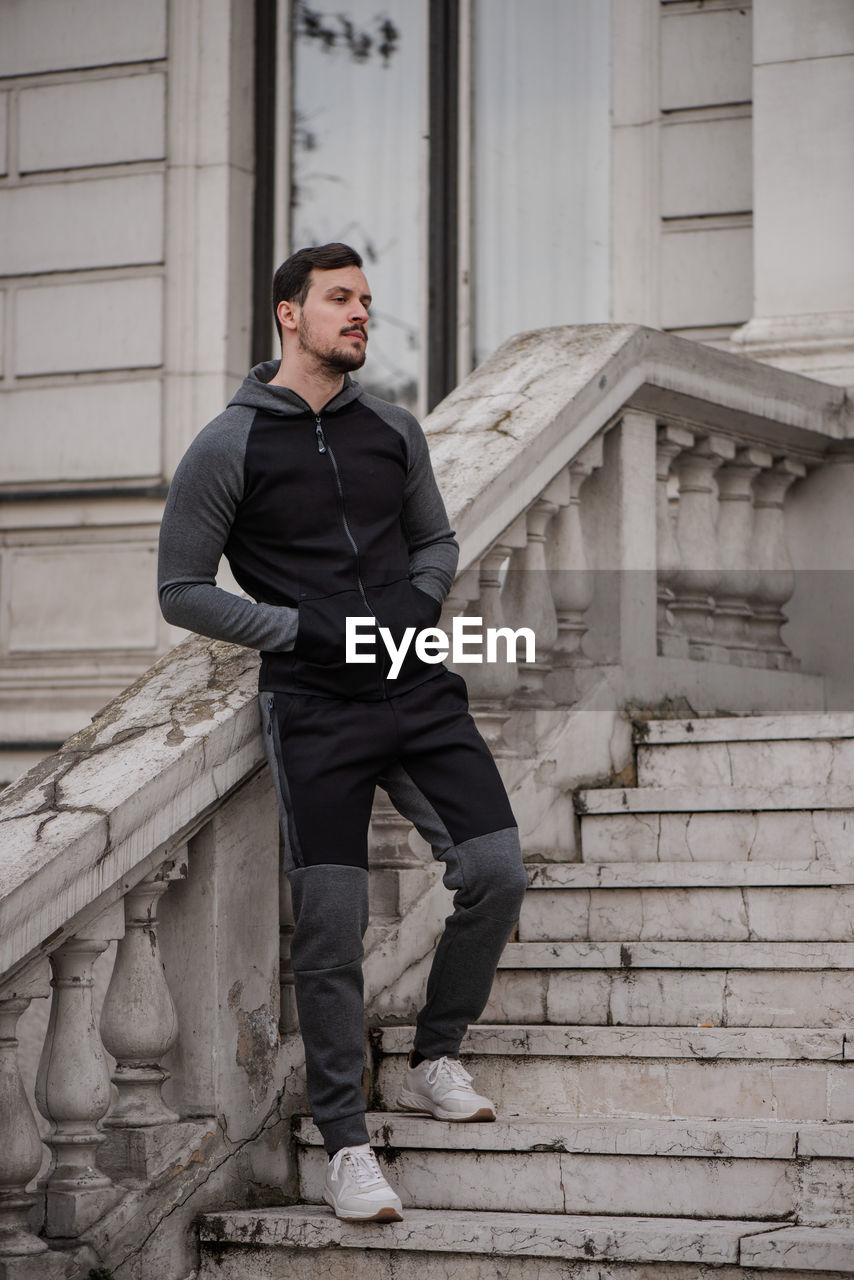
[227,360,365,417]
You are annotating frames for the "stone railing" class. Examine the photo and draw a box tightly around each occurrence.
[1,325,851,1277]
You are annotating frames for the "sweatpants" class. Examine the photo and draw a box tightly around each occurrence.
[259,668,528,1155]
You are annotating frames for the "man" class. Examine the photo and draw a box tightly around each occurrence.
[158,243,528,1223]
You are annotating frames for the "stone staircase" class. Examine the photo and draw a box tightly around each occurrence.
[199,712,854,1278]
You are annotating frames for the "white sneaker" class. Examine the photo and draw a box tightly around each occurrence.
[322,1144,403,1222]
[398,1055,496,1122]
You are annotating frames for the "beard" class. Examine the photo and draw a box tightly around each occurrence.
[297,313,367,373]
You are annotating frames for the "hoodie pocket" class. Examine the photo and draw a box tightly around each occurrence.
[293,588,369,668]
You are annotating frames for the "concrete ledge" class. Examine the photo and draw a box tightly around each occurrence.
[526,861,854,887]
[0,636,262,976]
[640,714,854,744]
[740,1225,854,1271]
[295,1113,807,1159]
[377,1024,851,1061]
[576,785,854,814]
[499,940,854,970]
[199,1205,776,1265]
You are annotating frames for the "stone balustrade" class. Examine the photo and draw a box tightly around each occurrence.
[0,324,851,1277]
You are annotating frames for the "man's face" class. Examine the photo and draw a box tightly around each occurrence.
[296,266,371,373]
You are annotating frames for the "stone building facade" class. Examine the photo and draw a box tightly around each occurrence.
[1,0,852,782]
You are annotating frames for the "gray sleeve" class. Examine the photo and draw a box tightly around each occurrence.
[363,396,459,604]
[157,414,298,651]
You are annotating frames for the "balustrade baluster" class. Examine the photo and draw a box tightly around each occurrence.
[100,871,180,1129]
[36,914,123,1238]
[670,434,736,656]
[656,425,694,657]
[550,441,603,685]
[463,546,520,751]
[748,457,807,667]
[714,446,773,660]
[502,497,559,702]
[0,969,49,1264]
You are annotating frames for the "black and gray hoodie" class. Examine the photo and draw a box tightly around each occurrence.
[158,360,459,699]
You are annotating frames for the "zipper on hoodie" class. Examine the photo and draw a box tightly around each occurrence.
[314,414,387,695]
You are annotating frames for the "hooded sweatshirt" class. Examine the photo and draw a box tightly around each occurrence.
[157,360,459,699]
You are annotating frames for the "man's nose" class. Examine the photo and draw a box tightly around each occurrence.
[350,301,369,325]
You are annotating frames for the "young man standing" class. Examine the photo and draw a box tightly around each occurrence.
[158,243,528,1222]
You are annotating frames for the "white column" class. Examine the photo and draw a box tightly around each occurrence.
[670,433,736,656]
[100,874,180,1129]
[655,424,694,658]
[748,456,807,667]
[548,438,605,700]
[731,0,854,384]
[0,977,47,1260]
[464,546,520,751]
[713,445,773,660]
[36,918,123,1237]
[501,498,559,703]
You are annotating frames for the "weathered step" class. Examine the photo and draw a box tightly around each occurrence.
[520,863,854,943]
[635,715,854,790]
[294,1113,854,1221]
[640,714,854,745]
[521,882,854,943]
[199,1206,842,1278]
[576,793,854,864]
[485,941,854,1027]
[374,1026,854,1123]
[527,861,854,888]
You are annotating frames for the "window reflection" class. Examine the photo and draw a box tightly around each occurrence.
[291,1,426,409]
[472,0,611,366]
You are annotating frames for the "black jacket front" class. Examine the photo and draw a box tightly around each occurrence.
[158,362,459,699]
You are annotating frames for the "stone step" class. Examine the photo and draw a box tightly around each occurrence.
[634,715,854,791]
[519,882,854,942]
[578,805,853,865]
[198,1207,854,1278]
[576,785,854,815]
[636,737,854,790]
[639,714,854,745]
[373,1026,854,1123]
[527,860,854,888]
[293,1113,854,1220]
[486,941,854,1027]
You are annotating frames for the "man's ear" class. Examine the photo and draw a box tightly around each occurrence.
[277,299,299,334]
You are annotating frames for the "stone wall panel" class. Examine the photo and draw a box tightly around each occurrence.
[3,379,161,483]
[0,0,167,77]
[18,73,166,173]
[661,117,752,218]
[0,173,164,277]
[7,542,159,652]
[661,225,753,329]
[660,7,752,111]
[16,276,163,376]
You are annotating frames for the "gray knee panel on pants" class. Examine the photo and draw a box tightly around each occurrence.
[288,863,370,972]
[440,826,529,920]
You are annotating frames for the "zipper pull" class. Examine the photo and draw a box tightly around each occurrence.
[315,416,327,454]
[267,695,274,733]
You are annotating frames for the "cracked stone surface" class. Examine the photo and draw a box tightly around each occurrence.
[580,809,854,864]
[199,1205,775,1265]
[519,886,854,943]
[0,636,263,976]
[375,1050,854,1124]
[639,738,854,791]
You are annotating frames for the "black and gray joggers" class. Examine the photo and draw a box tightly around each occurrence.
[259,668,528,1155]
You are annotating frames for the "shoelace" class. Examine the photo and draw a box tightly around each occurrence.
[330,1145,384,1186]
[424,1056,474,1090]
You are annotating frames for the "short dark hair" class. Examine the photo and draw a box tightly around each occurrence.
[272,242,363,343]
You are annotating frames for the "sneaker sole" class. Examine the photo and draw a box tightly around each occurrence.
[323,1193,403,1223]
[397,1091,496,1122]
